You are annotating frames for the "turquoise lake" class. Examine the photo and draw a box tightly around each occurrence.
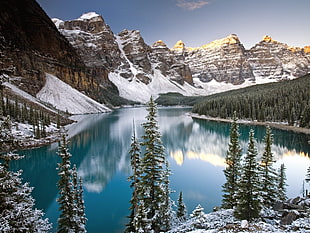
[12,107,310,233]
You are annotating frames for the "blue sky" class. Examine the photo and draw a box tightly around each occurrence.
[37,0,310,49]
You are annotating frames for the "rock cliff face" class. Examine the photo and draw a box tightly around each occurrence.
[0,1,117,105]
[54,12,309,102]
[53,13,122,70]
[247,36,310,80]
[2,2,309,104]
[55,15,194,87]
[182,34,254,84]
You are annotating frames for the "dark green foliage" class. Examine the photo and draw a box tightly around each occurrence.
[132,97,172,233]
[176,191,187,222]
[260,126,278,207]
[0,116,17,151]
[155,93,203,106]
[192,74,310,128]
[56,134,87,233]
[126,122,141,233]
[234,130,261,221]
[57,134,75,233]
[278,164,287,202]
[222,112,242,209]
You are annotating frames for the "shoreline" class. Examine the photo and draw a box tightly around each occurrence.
[190,113,310,136]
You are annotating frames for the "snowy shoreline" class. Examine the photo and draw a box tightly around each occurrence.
[189,113,310,135]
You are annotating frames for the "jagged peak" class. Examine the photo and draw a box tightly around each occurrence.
[152,40,168,48]
[187,34,241,51]
[52,18,64,28]
[262,35,277,43]
[77,12,102,21]
[171,40,186,51]
[304,46,310,53]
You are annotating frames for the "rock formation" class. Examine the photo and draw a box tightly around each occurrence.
[247,35,310,80]
[0,1,118,105]
[182,34,254,84]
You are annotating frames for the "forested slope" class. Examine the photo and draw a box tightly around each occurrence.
[192,74,310,128]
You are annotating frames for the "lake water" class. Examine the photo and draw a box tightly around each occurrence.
[12,107,310,233]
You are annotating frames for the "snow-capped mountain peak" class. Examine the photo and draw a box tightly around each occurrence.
[52,13,310,103]
[78,12,101,20]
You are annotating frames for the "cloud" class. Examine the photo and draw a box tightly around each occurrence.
[176,0,209,11]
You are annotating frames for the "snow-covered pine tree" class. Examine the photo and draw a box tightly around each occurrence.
[278,163,287,201]
[190,204,207,228]
[56,133,75,233]
[137,96,171,233]
[234,129,261,221]
[260,126,278,208]
[72,164,87,233]
[0,152,51,232]
[306,166,310,183]
[77,176,87,230]
[222,112,242,209]
[0,115,15,151]
[159,160,175,232]
[126,121,141,233]
[176,191,187,222]
[0,76,4,117]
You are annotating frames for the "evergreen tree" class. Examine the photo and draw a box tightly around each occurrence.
[72,165,87,233]
[306,166,310,183]
[0,152,51,232]
[77,176,87,230]
[0,76,4,117]
[56,134,75,233]
[190,204,207,229]
[0,115,16,151]
[176,191,187,222]
[260,126,278,208]
[222,112,242,209]
[190,204,205,219]
[278,163,287,202]
[136,96,171,232]
[234,129,261,221]
[159,160,174,232]
[126,121,141,233]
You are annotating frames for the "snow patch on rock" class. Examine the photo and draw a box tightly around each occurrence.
[36,73,111,114]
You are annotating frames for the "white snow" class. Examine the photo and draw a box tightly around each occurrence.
[3,81,57,113]
[36,73,111,114]
[109,67,286,104]
[51,18,64,28]
[77,12,100,20]
[170,207,310,233]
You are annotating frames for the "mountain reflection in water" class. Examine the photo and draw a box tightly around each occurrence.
[11,107,309,233]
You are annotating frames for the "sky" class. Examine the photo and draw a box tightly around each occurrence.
[37,0,310,49]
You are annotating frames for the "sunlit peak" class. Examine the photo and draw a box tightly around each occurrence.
[187,34,240,51]
[263,35,276,43]
[304,46,310,53]
[171,40,186,51]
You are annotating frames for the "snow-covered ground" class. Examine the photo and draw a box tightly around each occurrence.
[109,69,281,104]
[36,73,111,114]
[170,205,310,233]
[3,81,57,113]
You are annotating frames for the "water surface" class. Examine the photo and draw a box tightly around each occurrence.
[13,107,310,233]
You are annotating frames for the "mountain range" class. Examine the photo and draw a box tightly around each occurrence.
[1,0,309,111]
[52,12,310,103]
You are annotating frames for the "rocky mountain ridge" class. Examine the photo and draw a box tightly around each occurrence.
[0,2,121,109]
[53,12,310,102]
